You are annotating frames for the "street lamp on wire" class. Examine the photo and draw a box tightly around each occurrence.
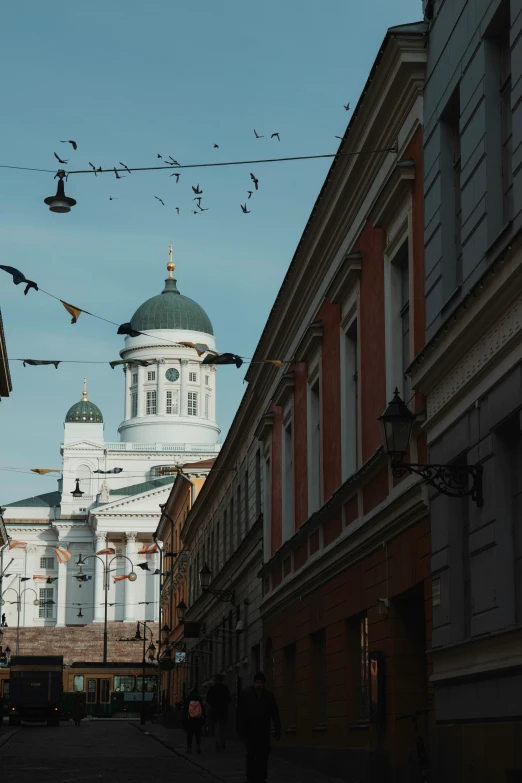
[74,553,137,664]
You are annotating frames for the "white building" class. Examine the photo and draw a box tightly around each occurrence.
[1,249,220,630]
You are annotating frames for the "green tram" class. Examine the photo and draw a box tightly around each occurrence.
[1,661,159,720]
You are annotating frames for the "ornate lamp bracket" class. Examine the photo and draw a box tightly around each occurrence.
[392,461,484,508]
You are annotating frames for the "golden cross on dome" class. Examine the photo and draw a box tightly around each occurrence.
[82,377,88,401]
[167,244,175,278]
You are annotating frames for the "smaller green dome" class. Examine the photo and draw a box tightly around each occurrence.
[66,382,103,423]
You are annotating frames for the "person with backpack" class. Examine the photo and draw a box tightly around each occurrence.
[182,687,205,754]
[237,671,281,783]
[206,674,231,751]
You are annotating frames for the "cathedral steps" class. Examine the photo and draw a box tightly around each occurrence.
[0,622,159,665]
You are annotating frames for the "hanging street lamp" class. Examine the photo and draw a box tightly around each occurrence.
[71,479,84,498]
[198,564,234,602]
[378,388,484,508]
[44,170,77,213]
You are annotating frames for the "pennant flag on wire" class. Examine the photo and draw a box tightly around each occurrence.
[136,562,151,571]
[23,360,60,369]
[33,574,53,581]
[93,468,123,474]
[46,577,58,584]
[96,548,116,556]
[113,574,131,583]
[264,360,284,368]
[117,322,143,338]
[109,359,152,369]
[0,265,38,295]
[178,342,215,357]
[201,352,243,368]
[60,300,86,324]
[138,544,158,555]
[8,541,27,550]
[20,577,31,582]
[54,547,72,564]
[31,468,61,475]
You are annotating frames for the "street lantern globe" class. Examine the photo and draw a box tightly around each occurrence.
[378,388,416,462]
[33,599,40,606]
[199,563,212,590]
[161,624,171,636]
[176,600,187,622]
[44,171,77,214]
[149,642,156,654]
[128,571,137,582]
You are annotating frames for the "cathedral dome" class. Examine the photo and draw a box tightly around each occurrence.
[130,278,214,335]
[65,380,103,423]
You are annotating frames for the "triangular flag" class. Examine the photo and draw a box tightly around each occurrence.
[117,322,142,338]
[8,541,27,550]
[60,300,84,324]
[96,548,116,556]
[138,544,158,555]
[201,352,243,368]
[46,577,58,584]
[109,359,152,369]
[33,574,53,581]
[23,360,60,369]
[0,265,38,295]
[54,547,72,564]
[20,577,31,582]
[178,342,214,357]
[113,574,130,583]
[136,563,150,571]
[264,360,284,368]
[31,468,61,475]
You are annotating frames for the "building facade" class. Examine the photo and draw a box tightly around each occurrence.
[0,251,220,651]
[409,1,522,780]
[173,22,431,782]
[0,308,12,400]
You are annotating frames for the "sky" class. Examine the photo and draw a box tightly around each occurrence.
[0,0,422,504]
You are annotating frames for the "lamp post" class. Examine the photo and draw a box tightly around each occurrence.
[74,553,137,664]
[2,582,41,655]
[133,621,156,725]
[199,564,234,602]
[378,388,484,507]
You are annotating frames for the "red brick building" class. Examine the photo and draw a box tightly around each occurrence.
[248,23,431,781]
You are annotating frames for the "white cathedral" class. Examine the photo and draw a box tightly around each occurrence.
[2,249,220,629]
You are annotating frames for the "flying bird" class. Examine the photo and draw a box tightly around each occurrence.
[114,168,125,179]
[271,132,280,141]
[197,204,209,211]
[344,102,350,111]
[214,143,219,148]
[335,136,343,140]
[61,140,78,150]
[192,210,199,215]
[170,172,180,182]
[168,156,180,166]
[176,207,180,214]
[247,190,253,199]
[54,152,68,164]
[193,196,202,204]
[254,129,264,138]
[192,184,203,194]
[250,173,259,190]
[241,203,250,213]
[89,162,97,177]
[109,196,118,201]
[155,196,165,206]
[97,167,102,172]
[119,162,132,174]
[157,154,163,159]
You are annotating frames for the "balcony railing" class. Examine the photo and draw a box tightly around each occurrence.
[105,443,221,453]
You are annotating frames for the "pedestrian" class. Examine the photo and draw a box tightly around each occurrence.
[72,691,85,727]
[206,673,231,751]
[182,687,204,754]
[237,671,281,783]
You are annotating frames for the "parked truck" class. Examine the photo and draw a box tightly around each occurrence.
[8,655,63,725]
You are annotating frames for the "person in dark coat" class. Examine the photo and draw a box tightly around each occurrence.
[206,674,231,750]
[72,692,85,727]
[237,671,281,783]
[182,687,205,753]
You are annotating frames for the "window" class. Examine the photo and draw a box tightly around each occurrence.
[357,615,370,722]
[131,392,138,418]
[397,244,411,404]
[100,679,111,703]
[147,370,156,381]
[387,240,411,402]
[255,450,262,519]
[263,452,271,558]
[146,390,157,415]
[235,606,241,662]
[216,520,220,572]
[137,676,158,692]
[312,630,327,724]
[87,680,97,704]
[283,644,297,727]
[205,375,210,386]
[308,379,321,514]
[440,86,462,297]
[210,530,214,576]
[40,557,55,570]
[229,497,234,553]
[237,483,242,544]
[282,419,294,542]
[189,371,197,383]
[188,392,198,416]
[132,373,138,385]
[342,319,358,480]
[73,675,84,692]
[244,469,249,531]
[166,390,179,414]
[500,24,513,222]
[38,588,53,619]
[205,395,210,419]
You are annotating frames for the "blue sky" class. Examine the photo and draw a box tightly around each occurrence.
[0,0,422,504]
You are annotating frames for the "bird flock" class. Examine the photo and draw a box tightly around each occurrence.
[51,104,351,217]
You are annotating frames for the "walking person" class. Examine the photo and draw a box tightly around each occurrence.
[182,687,204,754]
[72,692,85,727]
[206,674,231,751]
[237,671,281,783]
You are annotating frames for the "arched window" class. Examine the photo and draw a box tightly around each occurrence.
[76,464,92,498]
[264,637,274,690]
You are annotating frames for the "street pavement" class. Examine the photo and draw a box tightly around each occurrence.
[0,718,346,783]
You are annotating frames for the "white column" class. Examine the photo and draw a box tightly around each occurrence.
[210,365,217,422]
[157,359,165,416]
[199,361,206,419]
[124,366,131,420]
[137,365,145,417]
[180,359,188,416]
[153,551,160,622]
[56,540,69,627]
[123,532,137,622]
[93,532,106,622]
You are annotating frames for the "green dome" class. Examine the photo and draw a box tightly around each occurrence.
[130,278,214,335]
[65,398,103,423]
